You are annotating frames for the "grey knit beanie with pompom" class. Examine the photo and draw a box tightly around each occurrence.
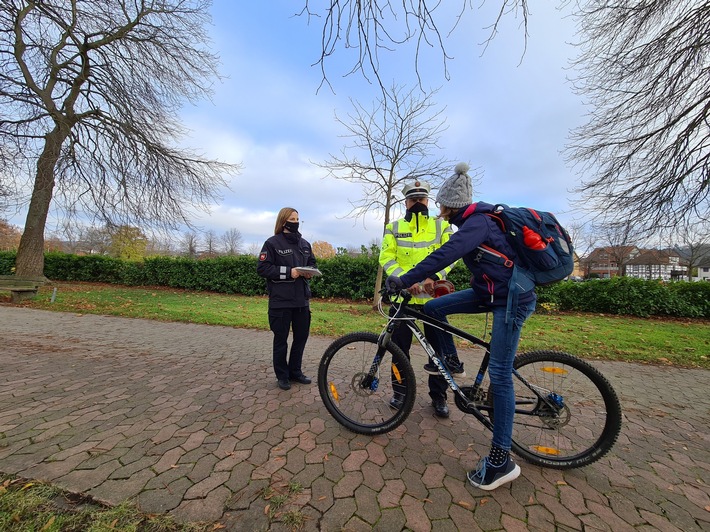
[436,162,472,209]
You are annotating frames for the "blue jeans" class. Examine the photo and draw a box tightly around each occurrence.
[422,288,536,450]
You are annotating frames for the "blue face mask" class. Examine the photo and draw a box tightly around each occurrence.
[284,221,300,233]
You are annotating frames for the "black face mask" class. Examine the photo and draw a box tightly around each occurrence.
[405,201,429,220]
[284,221,300,233]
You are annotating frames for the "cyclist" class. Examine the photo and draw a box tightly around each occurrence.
[379,180,456,418]
[386,162,537,491]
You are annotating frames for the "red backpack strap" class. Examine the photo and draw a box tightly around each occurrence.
[462,202,478,218]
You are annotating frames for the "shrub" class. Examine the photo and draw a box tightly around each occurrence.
[1,251,708,318]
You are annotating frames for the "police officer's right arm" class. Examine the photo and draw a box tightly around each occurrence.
[257,240,292,280]
[379,223,404,278]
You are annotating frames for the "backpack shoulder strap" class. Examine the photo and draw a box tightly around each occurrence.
[462,202,478,219]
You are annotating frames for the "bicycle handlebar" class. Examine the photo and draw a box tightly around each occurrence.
[379,287,413,305]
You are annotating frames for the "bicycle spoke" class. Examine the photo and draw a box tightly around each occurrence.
[509,351,621,468]
[318,332,416,435]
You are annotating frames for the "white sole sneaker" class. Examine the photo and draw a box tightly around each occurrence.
[467,461,521,491]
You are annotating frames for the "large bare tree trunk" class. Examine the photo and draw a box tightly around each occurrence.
[15,128,66,279]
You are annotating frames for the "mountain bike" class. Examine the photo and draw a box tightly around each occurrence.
[317,288,622,469]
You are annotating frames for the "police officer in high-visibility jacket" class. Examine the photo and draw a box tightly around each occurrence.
[379,180,459,418]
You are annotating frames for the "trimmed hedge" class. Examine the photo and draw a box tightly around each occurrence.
[1,251,708,318]
[545,276,710,318]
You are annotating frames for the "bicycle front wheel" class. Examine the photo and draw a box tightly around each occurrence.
[318,332,416,435]
[509,350,622,469]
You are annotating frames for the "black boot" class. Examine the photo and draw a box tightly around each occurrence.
[432,399,449,418]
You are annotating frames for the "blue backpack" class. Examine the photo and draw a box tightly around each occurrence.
[465,203,575,286]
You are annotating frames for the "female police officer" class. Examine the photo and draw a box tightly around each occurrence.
[257,207,318,390]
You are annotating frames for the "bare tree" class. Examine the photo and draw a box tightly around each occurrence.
[665,222,710,280]
[246,242,261,257]
[566,220,598,278]
[301,2,707,237]
[0,1,239,278]
[317,84,470,299]
[568,2,709,233]
[202,229,219,257]
[221,228,243,256]
[145,232,177,257]
[82,226,111,255]
[300,1,530,92]
[181,231,199,259]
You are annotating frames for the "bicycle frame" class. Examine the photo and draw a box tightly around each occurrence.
[377,294,560,429]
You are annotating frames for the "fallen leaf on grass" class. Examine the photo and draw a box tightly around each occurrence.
[40,516,56,531]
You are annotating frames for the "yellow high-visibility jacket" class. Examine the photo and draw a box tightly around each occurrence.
[379,212,455,304]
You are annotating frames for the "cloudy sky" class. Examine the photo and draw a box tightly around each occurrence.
[180,1,587,252]
[12,1,589,252]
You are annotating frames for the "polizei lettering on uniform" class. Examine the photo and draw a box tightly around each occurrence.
[276,249,293,255]
[394,232,413,238]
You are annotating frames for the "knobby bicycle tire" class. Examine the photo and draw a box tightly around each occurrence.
[318,332,417,435]
[506,350,622,469]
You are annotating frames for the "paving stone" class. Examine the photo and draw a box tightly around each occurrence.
[2,307,709,532]
[309,475,335,513]
[55,459,122,493]
[184,471,229,499]
[89,468,155,504]
[401,493,431,532]
[373,507,407,531]
[320,497,357,531]
[423,487,451,521]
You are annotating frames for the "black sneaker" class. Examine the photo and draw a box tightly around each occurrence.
[446,358,466,378]
[467,457,520,491]
[424,357,467,377]
[423,360,440,375]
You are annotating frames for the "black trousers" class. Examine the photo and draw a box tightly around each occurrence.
[389,304,447,402]
[268,306,311,381]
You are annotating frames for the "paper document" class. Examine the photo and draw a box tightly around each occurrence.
[294,266,322,276]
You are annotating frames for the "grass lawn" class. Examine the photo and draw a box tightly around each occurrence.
[7,281,709,369]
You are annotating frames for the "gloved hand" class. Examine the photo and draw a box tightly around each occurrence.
[385,274,404,293]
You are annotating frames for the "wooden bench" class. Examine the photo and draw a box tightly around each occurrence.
[0,275,45,303]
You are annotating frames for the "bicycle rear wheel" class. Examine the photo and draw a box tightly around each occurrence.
[318,332,416,435]
[508,350,622,469]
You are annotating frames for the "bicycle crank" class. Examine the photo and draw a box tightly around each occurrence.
[454,385,492,415]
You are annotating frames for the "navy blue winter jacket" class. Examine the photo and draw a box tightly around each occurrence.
[399,202,536,307]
